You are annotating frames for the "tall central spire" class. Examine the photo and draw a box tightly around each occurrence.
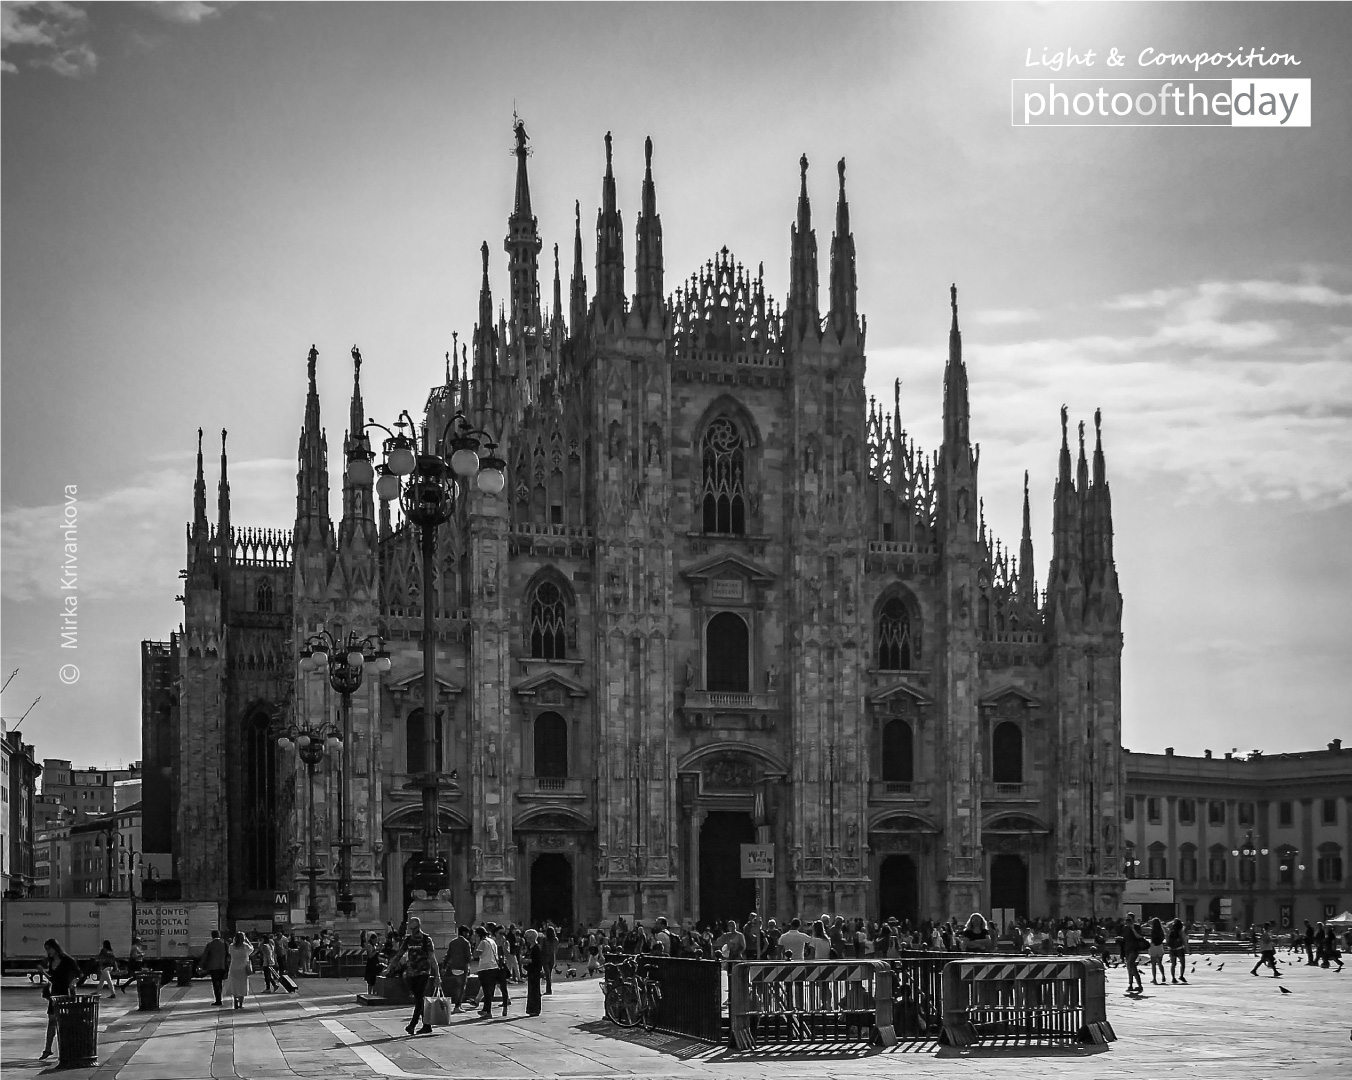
[594,131,626,323]
[787,154,820,342]
[942,284,970,450]
[295,344,330,551]
[828,157,858,341]
[505,116,542,333]
[633,135,664,324]
[570,200,588,335]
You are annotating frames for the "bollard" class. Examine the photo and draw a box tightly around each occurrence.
[53,993,100,1067]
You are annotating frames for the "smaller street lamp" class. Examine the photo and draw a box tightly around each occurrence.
[276,715,345,924]
[1232,830,1269,930]
[299,629,390,916]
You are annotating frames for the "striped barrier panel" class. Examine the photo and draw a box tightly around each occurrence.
[727,960,896,1050]
[939,957,1115,1047]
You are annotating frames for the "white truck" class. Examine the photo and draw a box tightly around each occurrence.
[2,899,221,972]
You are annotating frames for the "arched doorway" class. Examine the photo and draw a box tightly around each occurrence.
[990,854,1028,916]
[699,811,756,929]
[530,853,574,928]
[878,855,919,924]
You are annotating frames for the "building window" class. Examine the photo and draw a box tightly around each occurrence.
[877,598,914,671]
[1124,842,1136,878]
[406,709,443,775]
[533,712,568,778]
[1208,846,1227,884]
[1124,798,1134,822]
[1148,842,1167,879]
[882,720,914,783]
[991,722,1023,784]
[1317,847,1343,883]
[1177,799,1195,824]
[1279,801,1293,827]
[1179,844,1198,884]
[1147,798,1161,824]
[528,580,567,660]
[1238,801,1254,826]
[700,417,746,534]
[1277,846,1298,884]
[240,709,277,893]
[1208,800,1225,825]
[1239,858,1255,885]
[1322,799,1337,825]
[705,612,750,693]
[256,580,274,613]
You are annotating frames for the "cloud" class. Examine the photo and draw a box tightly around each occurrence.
[867,272,1352,516]
[142,1,228,25]
[0,457,295,605]
[1,1,95,78]
[972,308,1042,327]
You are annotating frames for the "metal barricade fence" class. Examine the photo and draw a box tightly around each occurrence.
[890,951,967,1037]
[939,957,1115,1047]
[639,956,724,1042]
[728,960,897,1050]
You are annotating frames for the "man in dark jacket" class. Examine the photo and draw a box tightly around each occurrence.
[443,926,473,1013]
[201,930,230,1005]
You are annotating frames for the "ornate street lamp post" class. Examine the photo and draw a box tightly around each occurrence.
[348,408,504,898]
[276,716,345,924]
[299,629,390,916]
[1232,830,1268,931]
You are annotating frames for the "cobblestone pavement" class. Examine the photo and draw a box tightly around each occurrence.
[2,955,1347,1079]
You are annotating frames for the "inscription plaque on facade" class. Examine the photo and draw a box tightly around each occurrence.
[711,577,745,601]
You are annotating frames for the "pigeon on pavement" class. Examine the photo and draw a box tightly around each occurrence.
[1217,963,1225,971]
[1279,985,1293,994]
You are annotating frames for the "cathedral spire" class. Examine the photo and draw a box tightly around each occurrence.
[569,200,588,335]
[787,153,820,341]
[594,131,626,323]
[828,157,857,341]
[505,116,542,333]
[633,135,664,324]
[1019,469,1036,604]
[341,345,373,534]
[193,426,207,538]
[552,243,562,327]
[217,428,231,557]
[295,344,330,551]
[942,284,970,450]
[474,241,496,388]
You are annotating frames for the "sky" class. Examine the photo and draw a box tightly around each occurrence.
[2,2,1350,768]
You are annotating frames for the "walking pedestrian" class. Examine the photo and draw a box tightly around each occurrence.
[1148,917,1167,985]
[475,925,509,1017]
[524,928,544,1016]
[200,930,229,1005]
[443,925,473,1013]
[363,934,384,995]
[1250,923,1281,978]
[1303,920,1316,965]
[1121,913,1145,993]
[391,916,439,1035]
[116,936,145,992]
[96,939,118,998]
[299,934,314,974]
[542,924,558,995]
[226,931,253,1009]
[1166,919,1188,984]
[38,938,83,1060]
[254,935,278,992]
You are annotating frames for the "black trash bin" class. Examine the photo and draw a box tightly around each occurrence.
[137,972,161,1011]
[175,959,194,987]
[53,993,99,1067]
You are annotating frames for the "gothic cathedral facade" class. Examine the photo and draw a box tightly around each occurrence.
[143,127,1126,931]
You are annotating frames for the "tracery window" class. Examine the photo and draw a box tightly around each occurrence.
[700,418,746,534]
[529,581,567,660]
[256,580,274,613]
[877,598,913,670]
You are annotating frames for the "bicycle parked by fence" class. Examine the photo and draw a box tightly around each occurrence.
[602,953,662,1030]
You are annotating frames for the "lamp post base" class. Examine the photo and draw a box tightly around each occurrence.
[406,892,457,944]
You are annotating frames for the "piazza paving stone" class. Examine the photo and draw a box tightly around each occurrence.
[1,957,1347,1079]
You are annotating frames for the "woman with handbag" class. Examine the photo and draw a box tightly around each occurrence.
[523,928,544,1016]
[38,938,83,1061]
[226,931,253,1009]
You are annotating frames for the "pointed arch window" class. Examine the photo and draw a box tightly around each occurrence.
[240,709,277,891]
[534,712,569,778]
[877,598,913,670]
[882,719,914,783]
[256,580,274,613]
[700,418,746,534]
[529,580,567,660]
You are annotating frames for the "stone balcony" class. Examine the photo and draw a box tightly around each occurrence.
[868,780,931,803]
[680,690,781,730]
[981,781,1040,803]
[516,776,588,802]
